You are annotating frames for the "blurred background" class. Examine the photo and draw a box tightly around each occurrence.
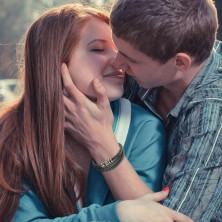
[0,0,221,104]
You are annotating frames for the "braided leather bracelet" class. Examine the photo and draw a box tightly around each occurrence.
[92,143,125,172]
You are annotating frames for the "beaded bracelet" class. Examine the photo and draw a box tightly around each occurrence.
[92,143,125,172]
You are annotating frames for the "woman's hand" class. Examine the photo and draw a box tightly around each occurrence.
[117,190,194,222]
[62,63,154,201]
[62,63,120,162]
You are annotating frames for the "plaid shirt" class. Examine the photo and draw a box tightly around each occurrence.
[124,41,222,221]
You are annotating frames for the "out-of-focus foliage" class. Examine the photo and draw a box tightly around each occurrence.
[0,0,221,79]
[0,0,113,79]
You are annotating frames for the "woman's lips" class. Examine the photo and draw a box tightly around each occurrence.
[104,71,125,79]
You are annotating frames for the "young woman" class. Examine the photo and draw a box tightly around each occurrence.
[0,3,166,221]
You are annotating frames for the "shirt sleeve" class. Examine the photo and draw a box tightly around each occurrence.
[161,100,222,221]
[14,187,120,222]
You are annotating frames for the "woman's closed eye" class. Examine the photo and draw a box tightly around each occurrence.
[91,48,104,52]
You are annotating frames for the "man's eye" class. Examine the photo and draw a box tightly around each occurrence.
[129,60,137,64]
[91,49,104,52]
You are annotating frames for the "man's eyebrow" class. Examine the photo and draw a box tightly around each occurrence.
[118,51,138,63]
[87,39,106,45]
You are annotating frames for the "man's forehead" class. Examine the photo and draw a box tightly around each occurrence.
[118,51,138,63]
[112,33,140,62]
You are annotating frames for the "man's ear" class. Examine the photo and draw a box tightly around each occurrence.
[175,53,192,70]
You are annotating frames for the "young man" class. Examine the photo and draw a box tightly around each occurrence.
[62,0,222,221]
[110,0,222,221]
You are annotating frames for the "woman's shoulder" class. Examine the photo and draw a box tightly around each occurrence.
[129,100,163,124]
[112,98,165,131]
[14,179,49,221]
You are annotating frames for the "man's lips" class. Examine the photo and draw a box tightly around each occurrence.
[104,71,125,79]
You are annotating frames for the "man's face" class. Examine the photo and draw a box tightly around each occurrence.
[112,33,177,89]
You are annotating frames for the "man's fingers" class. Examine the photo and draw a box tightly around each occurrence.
[92,78,109,109]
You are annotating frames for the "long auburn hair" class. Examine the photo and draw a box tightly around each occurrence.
[0,3,109,221]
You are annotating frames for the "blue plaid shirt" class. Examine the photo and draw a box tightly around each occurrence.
[124,41,222,221]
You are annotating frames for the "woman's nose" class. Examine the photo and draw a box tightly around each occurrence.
[108,48,117,63]
[110,48,118,58]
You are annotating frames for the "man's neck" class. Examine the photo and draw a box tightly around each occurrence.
[155,88,176,122]
[156,61,205,121]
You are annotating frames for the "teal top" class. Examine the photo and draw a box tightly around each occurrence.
[13,99,166,221]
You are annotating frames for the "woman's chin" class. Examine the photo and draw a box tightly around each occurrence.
[85,90,123,103]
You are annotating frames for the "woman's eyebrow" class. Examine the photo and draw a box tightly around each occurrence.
[87,39,106,45]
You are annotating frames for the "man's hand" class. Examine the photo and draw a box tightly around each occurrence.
[61,63,119,160]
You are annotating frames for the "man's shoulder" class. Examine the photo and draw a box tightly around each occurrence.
[214,40,222,56]
[184,43,222,105]
[183,61,222,109]
[187,79,222,107]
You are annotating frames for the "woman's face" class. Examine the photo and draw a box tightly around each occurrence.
[68,17,124,101]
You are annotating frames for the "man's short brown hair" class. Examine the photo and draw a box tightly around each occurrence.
[110,0,218,64]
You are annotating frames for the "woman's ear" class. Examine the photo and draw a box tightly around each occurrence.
[175,53,192,71]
